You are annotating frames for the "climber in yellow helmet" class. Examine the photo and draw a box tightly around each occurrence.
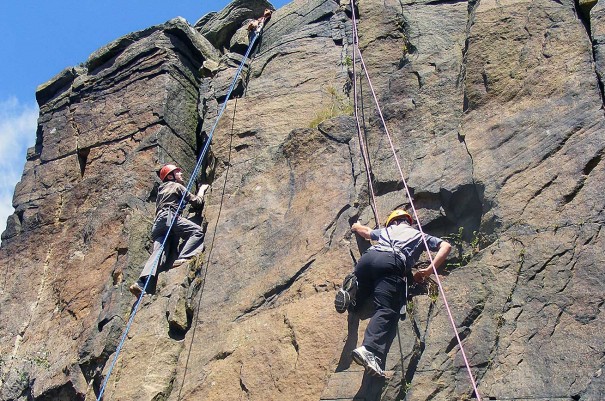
[129,164,209,297]
[335,209,451,377]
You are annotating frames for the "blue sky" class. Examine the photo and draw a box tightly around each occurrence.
[0,0,288,239]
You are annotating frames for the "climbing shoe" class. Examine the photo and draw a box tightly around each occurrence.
[129,282,144,298]
[334,272,358,313]
[352,346,385,377]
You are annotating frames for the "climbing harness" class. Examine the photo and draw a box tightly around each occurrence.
[349,0,482,399]
[96,19,267,401]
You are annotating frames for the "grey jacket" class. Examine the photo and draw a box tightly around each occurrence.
[155,181,204,215]
[370,224,443,271]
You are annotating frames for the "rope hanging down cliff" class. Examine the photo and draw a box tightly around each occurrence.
[95,17,269,401]
[349,0,482,399]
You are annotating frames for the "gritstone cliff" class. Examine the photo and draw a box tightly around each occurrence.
[0,0,604,400]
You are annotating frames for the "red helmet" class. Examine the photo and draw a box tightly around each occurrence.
[159,164,181,182]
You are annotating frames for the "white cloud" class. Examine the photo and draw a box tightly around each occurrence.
[0,97,38,242]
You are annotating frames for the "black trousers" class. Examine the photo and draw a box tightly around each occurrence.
[354,249,406,358]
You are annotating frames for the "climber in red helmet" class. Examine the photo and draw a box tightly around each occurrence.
[129,164,209,297]
[335,209,451,377]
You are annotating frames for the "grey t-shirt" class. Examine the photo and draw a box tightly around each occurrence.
[370,224,443,271]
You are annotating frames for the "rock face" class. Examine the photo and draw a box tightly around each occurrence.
[1,0,604,401]
[0,17,211,401]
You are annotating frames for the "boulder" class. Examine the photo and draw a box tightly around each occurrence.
[194,0,274,51]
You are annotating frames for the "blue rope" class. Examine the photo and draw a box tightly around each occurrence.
[96,28,261,400]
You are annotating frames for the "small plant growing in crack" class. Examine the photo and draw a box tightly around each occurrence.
[30,351,51,369]
[406,300,414,317]
[444,227,490,269]
[308,84,353,128]
[17,369,29,387]
[518,247,526,264]
[428,279,439,303]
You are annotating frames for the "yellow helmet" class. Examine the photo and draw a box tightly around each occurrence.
[385,209,413,226]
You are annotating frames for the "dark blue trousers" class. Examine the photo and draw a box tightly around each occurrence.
[354,249,406,358]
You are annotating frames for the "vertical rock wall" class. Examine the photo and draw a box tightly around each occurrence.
[0,0,604,400]
[460,0,605,399]
[0,18,213,400]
